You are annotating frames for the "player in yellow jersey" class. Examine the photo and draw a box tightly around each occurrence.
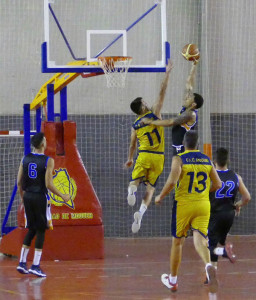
[124,60,173,234]
[155,131,222,294]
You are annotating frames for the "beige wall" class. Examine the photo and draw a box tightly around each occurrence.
[0,0,255,115]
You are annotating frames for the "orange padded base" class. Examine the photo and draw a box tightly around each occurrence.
[1,120,104,261]
[0,225,104,260]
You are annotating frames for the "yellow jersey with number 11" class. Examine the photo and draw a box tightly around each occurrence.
[132,111,164,153]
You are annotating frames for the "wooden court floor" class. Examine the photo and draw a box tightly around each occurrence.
[0,235,255,300]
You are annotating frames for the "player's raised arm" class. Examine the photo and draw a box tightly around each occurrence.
[155,155,182,204]
[124,128,137,168]
[151,60,173,118]
[182,61,197,105]
[45,158,70,203]
[185,61,197,92]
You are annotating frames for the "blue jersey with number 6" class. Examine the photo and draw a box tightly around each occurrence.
[175,150,212,203]
[22,153,49,194]
[209,169,239,212]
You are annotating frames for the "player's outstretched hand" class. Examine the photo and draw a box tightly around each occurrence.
[235,204,241,217]
[62,194,71,203]
[155,194,162,205]
[124,159,133,169]
[192,58,199,65]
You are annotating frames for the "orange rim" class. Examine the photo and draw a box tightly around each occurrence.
[98,56,132,63]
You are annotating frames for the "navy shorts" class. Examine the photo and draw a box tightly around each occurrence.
[23,192,48,230]
[208,210,235,261]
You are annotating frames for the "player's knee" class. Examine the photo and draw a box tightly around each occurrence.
[172,237,183,247]
[193,231,207,249]
[144,185,155,201]
[23,228,36,246]
[146,184,155,193]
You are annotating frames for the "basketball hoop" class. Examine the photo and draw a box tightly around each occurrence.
[98,56,132,88]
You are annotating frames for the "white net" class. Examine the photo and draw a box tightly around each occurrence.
[0,135,24,233]
[0,112,37,235]
[98,56,132,88]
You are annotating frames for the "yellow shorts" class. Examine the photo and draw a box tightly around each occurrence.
[131,151,164,187]
[171,200,210,238]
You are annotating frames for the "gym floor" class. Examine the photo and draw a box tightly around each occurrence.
[0,236,255,300]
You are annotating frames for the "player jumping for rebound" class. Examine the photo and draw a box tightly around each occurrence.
[124,60,173,233]
[142,60,204,156]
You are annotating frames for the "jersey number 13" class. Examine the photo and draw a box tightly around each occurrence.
[187,171,208,193]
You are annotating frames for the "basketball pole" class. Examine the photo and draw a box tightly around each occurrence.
[47,84,55,122]
[36,106,42,133]
[60,86,68,122]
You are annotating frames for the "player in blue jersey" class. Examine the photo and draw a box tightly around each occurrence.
[142,61,204,155]
[204,148,251,284]
[155,131,222,293]
[16,132,70,277]
[124,60,173,233]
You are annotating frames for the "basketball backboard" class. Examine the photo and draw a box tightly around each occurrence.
[42,0,170,73]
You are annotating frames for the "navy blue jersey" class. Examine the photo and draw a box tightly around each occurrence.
[22,153,49,194]
[209,169,239,212]
[172,107,198,151]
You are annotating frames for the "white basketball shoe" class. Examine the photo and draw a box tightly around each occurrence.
[132,211,142,233]
[127,185,137,206]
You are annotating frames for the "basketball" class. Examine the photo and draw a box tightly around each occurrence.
[182,44,200,62]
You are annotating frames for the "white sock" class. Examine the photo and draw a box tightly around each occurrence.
[169,275,177,284]
[139,203,147,216]
[20,246,29,263]
[208,292,217,300]
[33,250,42,266]
[213,247,224,256]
